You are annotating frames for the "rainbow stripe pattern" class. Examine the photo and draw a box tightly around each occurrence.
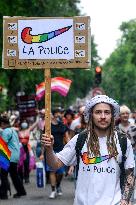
[21,25,72,44]
[35,77,72,101]
[0,137,11,170]
[35,82,45,101]
[81,152,111,165]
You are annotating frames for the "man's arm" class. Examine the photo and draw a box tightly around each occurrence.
[121,168,135,205]
[41,134,64,170]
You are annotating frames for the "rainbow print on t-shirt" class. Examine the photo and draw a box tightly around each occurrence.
[81,152,111,165]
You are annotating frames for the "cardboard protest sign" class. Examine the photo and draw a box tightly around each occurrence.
[3,16,91,69]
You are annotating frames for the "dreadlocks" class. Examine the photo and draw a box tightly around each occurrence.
[86,107,118,159]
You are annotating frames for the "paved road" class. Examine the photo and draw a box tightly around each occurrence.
[1,171,75,205]
[1,171,136,205]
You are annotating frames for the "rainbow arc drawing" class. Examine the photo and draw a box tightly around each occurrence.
[21,25,72,44]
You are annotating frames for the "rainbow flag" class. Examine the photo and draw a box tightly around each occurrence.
[0,137,11,171]
[35,77,72,101]
[35,82,45,101]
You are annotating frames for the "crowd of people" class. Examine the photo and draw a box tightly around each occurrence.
[0,95,136,205]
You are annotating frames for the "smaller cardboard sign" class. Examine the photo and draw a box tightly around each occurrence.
[16,94,37,118]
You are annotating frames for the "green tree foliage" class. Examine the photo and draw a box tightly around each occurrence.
[102,19,136,109]
[0,0,80,63]
[0,0,100,111]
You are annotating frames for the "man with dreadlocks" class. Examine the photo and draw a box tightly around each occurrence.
[41,95,135,205]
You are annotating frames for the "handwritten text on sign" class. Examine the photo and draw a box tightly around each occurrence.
[18,19,74,59]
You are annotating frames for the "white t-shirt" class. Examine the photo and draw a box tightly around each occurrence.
[57,132,135,205]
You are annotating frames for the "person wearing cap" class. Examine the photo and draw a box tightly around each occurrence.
[41,95,135,205]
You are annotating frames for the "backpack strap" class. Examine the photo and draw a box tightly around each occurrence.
[118,131,127,164]
[117,130,127,192]
[75,129,88,180]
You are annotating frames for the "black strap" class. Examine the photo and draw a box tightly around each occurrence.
[118,131,127,163]
[75,129,88,180]
[117,131,127,191]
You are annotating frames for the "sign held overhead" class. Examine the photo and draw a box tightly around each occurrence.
[3,16,91,69]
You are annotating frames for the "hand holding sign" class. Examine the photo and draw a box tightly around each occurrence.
[41,133,54,149]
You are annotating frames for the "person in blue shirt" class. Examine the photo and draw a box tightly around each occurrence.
[0,116,26,199]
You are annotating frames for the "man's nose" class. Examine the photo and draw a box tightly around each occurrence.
[100,112,106,118]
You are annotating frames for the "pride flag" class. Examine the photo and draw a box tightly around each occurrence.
[0,137,11,171]
[35,82,45,101]
[35,77,72,101]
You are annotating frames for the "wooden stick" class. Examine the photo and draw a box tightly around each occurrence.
[44,68,51,137]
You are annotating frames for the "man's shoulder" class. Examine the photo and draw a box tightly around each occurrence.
[68,133,79,145]
[116,129,127,136]
[115,129,129,142]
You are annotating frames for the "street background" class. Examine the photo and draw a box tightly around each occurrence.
[1,171,75,205]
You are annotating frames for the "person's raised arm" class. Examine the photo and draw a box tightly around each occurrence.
[29,120,38,132]
[41,133,64,170]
